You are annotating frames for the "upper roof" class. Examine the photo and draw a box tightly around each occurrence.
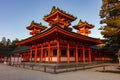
[17,25,102,46]
[73,20,94,30]
[43,6,77,22]
[26,21,47,30]
[17,7,102,46]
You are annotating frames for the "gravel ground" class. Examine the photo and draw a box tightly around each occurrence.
[0,63,120,80]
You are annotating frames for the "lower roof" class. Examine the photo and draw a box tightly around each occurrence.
[0,46,30,55]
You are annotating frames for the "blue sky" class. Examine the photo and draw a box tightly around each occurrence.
[0,0,102,40]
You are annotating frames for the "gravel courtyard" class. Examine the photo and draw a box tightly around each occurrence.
[0,63,120,80]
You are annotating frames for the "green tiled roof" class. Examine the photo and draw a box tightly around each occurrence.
[0,49,13,53]
[13,46,30,53]
[0,49,13,55]
[0,46,30,55]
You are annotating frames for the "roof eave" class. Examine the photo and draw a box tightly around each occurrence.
[17,26,102,46]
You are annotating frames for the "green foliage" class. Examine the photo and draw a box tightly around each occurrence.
[11,38,19,49]
[101,26,120,37]
[0,37,19,50]
[6,39,11,46]
[99,0,120,47]
[1,37,7,46]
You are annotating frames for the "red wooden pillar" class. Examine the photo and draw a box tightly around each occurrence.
[23,52,25,61]
[19,54,21,62]
[82,46,85,63]
[37,48,39,62]
[94,51,97,61]
[50,48,53,62]
[30,47,32,62]
[93,51,95,61]
[80,49,83,62]
[75,45,78,63]
[57,41,60,63]
[38,48,41,62]
[67,43,70,63]
[88,47,92,62]
[17,54,19,64]
[48,42,51,63]
[90,50,94,61]
[34,47,37,63]
[41,45,43,63]
[99,51,101,61]
[13,55,15,65]
[21,53,23,61]
[103,52,106,61]
[97,51,100,61]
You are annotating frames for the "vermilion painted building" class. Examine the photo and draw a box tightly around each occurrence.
[16,6,103,63]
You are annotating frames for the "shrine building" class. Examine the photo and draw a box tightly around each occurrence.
[16,6,103,63]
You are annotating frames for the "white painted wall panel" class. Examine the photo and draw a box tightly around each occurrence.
[70,57,75,61]
[52,57,57,61]
[61,57,67,61]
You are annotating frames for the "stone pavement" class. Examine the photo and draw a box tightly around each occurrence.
[0,63,120,80]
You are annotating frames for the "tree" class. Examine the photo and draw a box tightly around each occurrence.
[6,39,12,46]
[0,42,5,49]
[99,0,120,47]
[0,37,20,50]
[1,37,7,46]
[11,38,19,49]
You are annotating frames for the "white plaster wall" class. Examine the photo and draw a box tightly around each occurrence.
[32,58,34,61]
[70,57,75,61]
[37,58,39,61]
[42,58,45,61]
[18,57,22,62]
[61,57,67,61]
[45,57,48,61]
[10,57,21,64]
[11,57,14,62]
[51,57,57,61]
[61,57,75,62]
[14,57,18,62]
